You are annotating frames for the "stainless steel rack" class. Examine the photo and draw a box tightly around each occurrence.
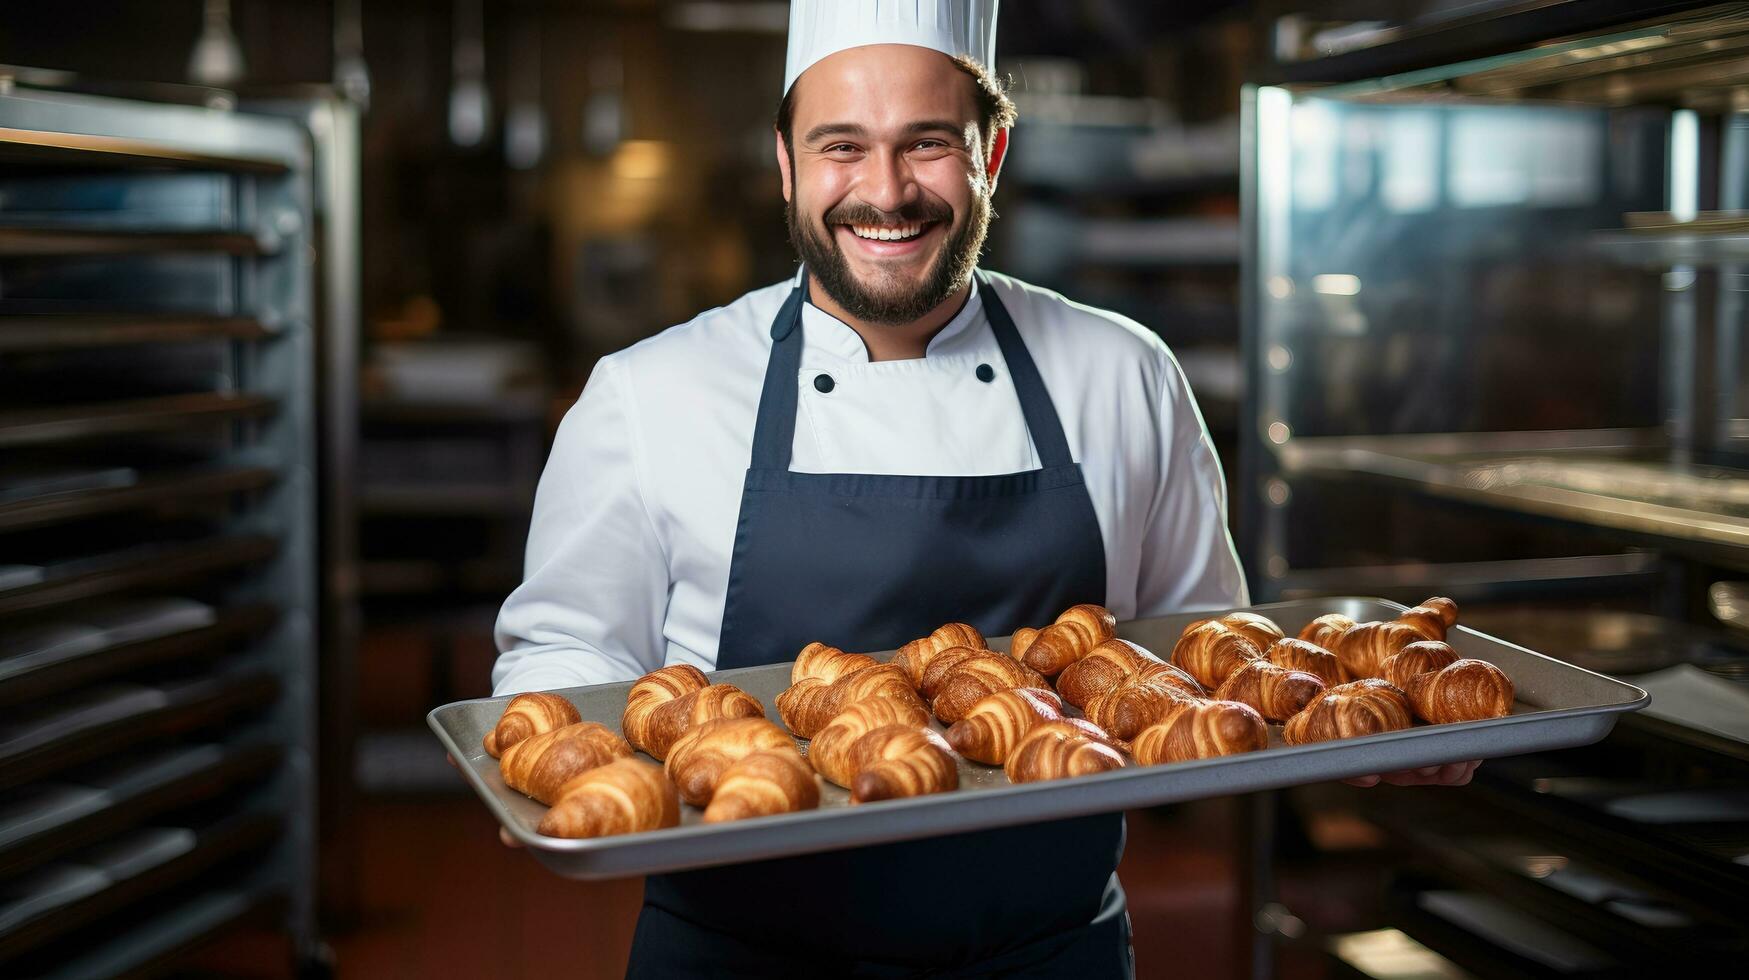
[0,87,318,976]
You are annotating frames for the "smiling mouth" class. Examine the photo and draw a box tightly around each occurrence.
[841,221,936,242]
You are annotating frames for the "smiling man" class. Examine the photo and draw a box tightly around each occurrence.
[494,2,1240,976]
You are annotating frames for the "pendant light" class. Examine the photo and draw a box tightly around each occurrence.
[188,0,246,87]
[448,0,491,147]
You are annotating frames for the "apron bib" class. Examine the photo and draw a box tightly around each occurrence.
[631,272,1131,978]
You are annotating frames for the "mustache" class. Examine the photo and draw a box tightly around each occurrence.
[822,199,953,227]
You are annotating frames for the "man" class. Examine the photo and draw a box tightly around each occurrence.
[493,2,1474,975]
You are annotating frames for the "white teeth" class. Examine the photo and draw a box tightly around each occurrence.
[849,223,924,241]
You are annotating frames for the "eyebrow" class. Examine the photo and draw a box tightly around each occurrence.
[802,120,969,144]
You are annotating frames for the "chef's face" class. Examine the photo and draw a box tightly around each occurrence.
[778,45,1005,325]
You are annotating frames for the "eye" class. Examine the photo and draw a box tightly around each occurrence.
[823,143,860,155]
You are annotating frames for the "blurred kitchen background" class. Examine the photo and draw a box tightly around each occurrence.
[1,1,1747,977]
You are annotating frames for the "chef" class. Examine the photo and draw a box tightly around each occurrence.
[492,1,1474,975]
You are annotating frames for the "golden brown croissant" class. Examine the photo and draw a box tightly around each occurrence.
[1170,621,1264,690]
[1055,638,1149,709]
[1009,626,1040,662]
[1212,612,1285,652]
[1330,621,1425,682]
[622,666,766,760]
[1083,678,1203,741]
[930,654,1050,724]
[776,663,923,738]
[1213,659,1327,721]
[791,642,879,684]
[1130,658,1206,696]
[485,692,582,758]
[1004,719,1127,784]
[808,696,933,788]
[1017,604,1118,677]
[849,725,960,803]
[893,623,986,687]
[1379,640,1461,689]
[1298,613,1356,649]
[1264,638,1342,686]
[1131,700,1268,764]
[1282,679,1413,745]
[701,748,821,823]
[499,721,634,805]
[663,716,797,806]
[538,757,680,838]
[943,687,1065,765]
[1404,659,1514,724]
[1397,597,1459,641]
[917,646,987,700]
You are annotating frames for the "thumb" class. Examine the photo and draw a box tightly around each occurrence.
[500,826,525,849]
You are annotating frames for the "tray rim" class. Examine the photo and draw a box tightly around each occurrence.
[427,596,1650,858]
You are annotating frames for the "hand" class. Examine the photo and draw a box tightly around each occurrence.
[448,753,525,848]
[1344,760,1480,788]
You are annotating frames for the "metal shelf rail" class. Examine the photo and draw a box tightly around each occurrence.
[0,86,319,976]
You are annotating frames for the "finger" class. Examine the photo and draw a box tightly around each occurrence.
[500,826,524,849]
[1343,774,1381,787]
[446,753,458,769]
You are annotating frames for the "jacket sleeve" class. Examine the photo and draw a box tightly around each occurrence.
[491,357,670,695]
[1134,350,1251,615]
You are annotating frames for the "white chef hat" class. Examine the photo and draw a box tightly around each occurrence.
[783,0,1000,96]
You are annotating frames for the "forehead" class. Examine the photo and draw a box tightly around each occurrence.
[789,44,980,135]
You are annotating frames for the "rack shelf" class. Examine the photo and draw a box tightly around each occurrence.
[0,671,280,791]
[28,883,285,980]
[0,741,281,877]
[0,602,279,707]
[0,125,290,175]
[0,811,280,960]
[0,314,274,353]
[0,466,278,532]
[0,535,279,618]
[0,393,278,448]
[0,227,267,257]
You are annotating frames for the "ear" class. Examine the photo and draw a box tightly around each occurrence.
[984,127,1010,193]
[775,128,794,204]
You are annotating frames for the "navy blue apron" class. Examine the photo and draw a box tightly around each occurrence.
[629,272,1133,979]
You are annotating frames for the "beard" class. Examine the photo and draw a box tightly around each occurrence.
[786,184,991,326]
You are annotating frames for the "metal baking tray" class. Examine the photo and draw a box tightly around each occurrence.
[428,598,1648,880]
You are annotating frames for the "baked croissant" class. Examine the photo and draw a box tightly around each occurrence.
[943,687,1065,765]
[1404,659,1514,724]
[1397,597,1459,641]
[1298,613,1356,649]
[1265,638,1343,687]
[1330,621,1425,682]
[1004,719,1127,784]
[893,623,986,687]
[917,646,987,700]
[663,716,797,806]
[849,725,960,803]
[1131,700,1268,765]
[622,666,765,760]
[1009,627,1040,662]
[1213,659,1327,721]
[485,692,581,758]
[701,748,821,823]
[791,642,879,684]
[808,696,932,788]
[777,663,922,738]
[1055,638,1150,709]
[930,654,1050,724]
[1017,605,1117,677]
[1210,612,1285,652]
[499,721,634,805]
[1170,621,1264,690]
[1379,640,1460,689]
[538,757,680,838]
[1282,679,1413,745]
[1084,678,1202,740]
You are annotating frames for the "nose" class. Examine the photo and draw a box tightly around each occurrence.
[856,149,919,215]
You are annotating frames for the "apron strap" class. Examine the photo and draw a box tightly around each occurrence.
[749,269,1077,472]
[976,270,1075,469]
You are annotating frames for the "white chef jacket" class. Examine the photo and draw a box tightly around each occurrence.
[492,269,1247,696]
